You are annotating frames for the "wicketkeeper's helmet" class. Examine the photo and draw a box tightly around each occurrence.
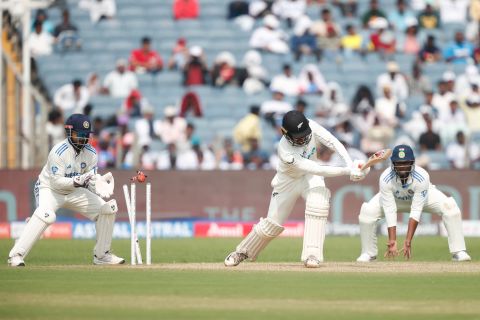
[65,114,93,151]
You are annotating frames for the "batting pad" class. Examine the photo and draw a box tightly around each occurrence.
[94,201,117,258]
[236,217,284,261]
[301,187,330,262]
[9,213,50,258]
[442,197,466,253]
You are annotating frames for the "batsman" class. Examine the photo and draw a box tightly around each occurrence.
[357,145,471,262]
[8,114,124,267]
[225,111,370,268]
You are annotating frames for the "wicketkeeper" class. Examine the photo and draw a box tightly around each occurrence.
[225,111,370,268]
[8,114,124,267]
[357,145,471,262]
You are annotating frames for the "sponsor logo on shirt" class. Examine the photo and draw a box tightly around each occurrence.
[51,166,58,174]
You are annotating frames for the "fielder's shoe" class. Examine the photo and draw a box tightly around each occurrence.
[356,253,377,262]
[224,251,248,267]
[304,255,322,268]
[8,255,25,267]
[452,251,471,262]
[93,252,125,265]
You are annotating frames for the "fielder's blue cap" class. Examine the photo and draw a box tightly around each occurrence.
[391,144,415,162]
[65,114,93,134]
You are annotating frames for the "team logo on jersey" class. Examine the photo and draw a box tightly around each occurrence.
[67,164,71,169]
[51,166,58,174]
[81,162,86,169]
[83,121,90,129]
[272,192,279,197]
[407,189,414,195]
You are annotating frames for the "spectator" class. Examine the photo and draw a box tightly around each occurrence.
[154,106,188,145]
[368,17,396,55]
[461,94,480,133]
[134,105,157,147]
[260,91,293,129]
[418,35,441,63]
[419,117,442,151]
[185,122,201,148]
[467,0,480,41]
[101,59,138,98]
[217,138,244,170]
[211,51,238,87]
[388,0,416,33]
[167,38,188,70]
[249,14,289,54]
[403,103,439,143]
[228,0,249,20]
[333,0,358,17]
[297,64,327,95]
[238,50,268,95]
[46,108,64,150]
[86,73,101,96]
[361,0,386,27]
[439,99,467,144]
[291,15,320,61]
[447,131,480,168]
[53,9,81,50]
[179,91,203,117]
[432,80,455,119]
[139,145,157,170]
[454,65,480,98]
[233,105,262,152]
[178,143,216,170]
[317,82,349,121]
[417,3,441,29]
[121,89,153,118]
[129,37,163,74]
[97,140,115,169]
[183,46,209,86]
[79,0,117,23]
[351,85,375,114]
[173,0,199,20]
[270,64,300,96]
[242,138,270,170]
[54,79,90,112]
[360,115,394,155]
[399,19,420,54]
[375,85,405,127]
[443,31,474,64]
[407,63,431,96]
[32,9,54,34]
[340,24,364,57]
[294,99,307,114]
[376,61,409,101]
[439,0,469,24]
[157,143,178,170]
[272,0,306,28]
[28,20,54,57]
[311,8,341,59]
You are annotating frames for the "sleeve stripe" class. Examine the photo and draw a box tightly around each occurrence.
[85,145,97,154]
[383,171,395,183]
[412,171,424,182]
[56,144,68,156]
[55,143,68,155]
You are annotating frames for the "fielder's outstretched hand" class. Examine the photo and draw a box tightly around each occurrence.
[384,240,399,259]
[400,241,412,260]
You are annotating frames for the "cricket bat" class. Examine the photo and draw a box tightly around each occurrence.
[360,149,392,170]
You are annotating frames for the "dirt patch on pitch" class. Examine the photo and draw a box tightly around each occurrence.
[143,261,480,273]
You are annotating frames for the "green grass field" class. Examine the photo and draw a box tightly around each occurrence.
[1,237,480,320]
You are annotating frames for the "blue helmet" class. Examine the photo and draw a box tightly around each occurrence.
[65,114,93,151]
[390,145,415,179]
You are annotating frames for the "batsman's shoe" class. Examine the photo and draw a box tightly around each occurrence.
[224,251,248,267]
[93,252,125,265]
[356,253,377,262]
[304,255,321,268]
[8,255,25,267]
[452,251,471,262]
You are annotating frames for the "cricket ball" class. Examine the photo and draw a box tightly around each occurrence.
[136,171,146,183]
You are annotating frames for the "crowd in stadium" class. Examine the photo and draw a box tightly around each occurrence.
[5,0,480,170]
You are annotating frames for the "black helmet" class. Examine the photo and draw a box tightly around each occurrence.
[65,114,93,152]
[281,111,312,146]
[390,144,415,180]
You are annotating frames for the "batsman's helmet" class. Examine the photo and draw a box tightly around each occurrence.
[390,144,415,179]
[281,111,312,147]
[65,114,93,151]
